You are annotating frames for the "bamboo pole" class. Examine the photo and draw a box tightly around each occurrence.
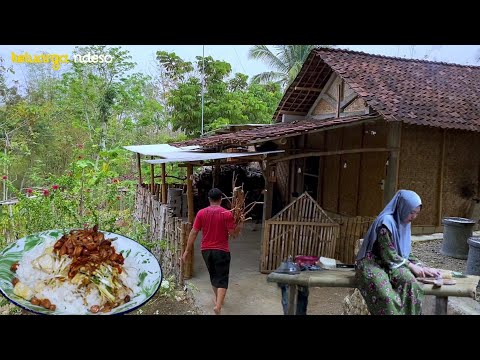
[150,156,155,194]
[185,164,194,278]
[161,163,167,204]
[137,153,142,185]
[187,164,194,224]
[267,270,480,298]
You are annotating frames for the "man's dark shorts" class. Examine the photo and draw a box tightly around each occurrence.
[201,249,231,289]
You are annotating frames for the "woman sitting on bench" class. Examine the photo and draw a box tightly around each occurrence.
[356,190,441,315]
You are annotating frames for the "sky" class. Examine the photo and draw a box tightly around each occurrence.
[1,45,480,83]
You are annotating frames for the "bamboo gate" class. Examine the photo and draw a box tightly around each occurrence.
[261,192,340,273]
[135,185,191,285]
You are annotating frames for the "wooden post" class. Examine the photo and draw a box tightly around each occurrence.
[356,123,366,215]
[383,122,402,206]
[336,128,344,213]
[187,164,194,225]
[213,160,220,187]
[179,222,189,284]
[150,156,155,194]
[136,153,142,185]
[185,164,194,278]
[435,296,448,315]
[438,129,446,226]
[161,163,167,204]
[263,164,274,221]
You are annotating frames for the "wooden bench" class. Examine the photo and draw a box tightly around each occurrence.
[267,269,480,315]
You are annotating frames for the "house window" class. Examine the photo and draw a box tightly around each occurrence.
[303,156,319,199]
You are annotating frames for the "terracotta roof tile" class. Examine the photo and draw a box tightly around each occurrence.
[174,114,380,149]
[274,48,480,132]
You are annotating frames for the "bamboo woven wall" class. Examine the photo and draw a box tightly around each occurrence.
[135,185,190,285]
[261,192,339,273]
[443,130,480,218]
[398,125,442,225]
[398,125,480,225]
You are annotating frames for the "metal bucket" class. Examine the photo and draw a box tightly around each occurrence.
[440,217,476,259]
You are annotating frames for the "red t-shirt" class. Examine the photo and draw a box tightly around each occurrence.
[193,205,236,252]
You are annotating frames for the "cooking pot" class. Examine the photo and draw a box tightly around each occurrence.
[274,256,301,274]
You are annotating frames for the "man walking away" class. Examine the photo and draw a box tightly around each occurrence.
[182,188,241,315]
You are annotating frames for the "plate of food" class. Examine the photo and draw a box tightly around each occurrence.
[0,226,162,315]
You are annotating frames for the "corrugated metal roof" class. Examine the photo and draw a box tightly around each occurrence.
[123,144,200,156]
[143,150,284,164]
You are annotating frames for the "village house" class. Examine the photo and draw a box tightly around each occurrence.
[130,48,480,277]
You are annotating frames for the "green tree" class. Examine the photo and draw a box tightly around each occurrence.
[248,45,333,88]
[156,52,282,137]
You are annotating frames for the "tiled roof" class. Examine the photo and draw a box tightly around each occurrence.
[174,114,380,148]
[274,48,480,132]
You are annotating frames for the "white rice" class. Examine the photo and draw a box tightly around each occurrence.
[15,237,140,314]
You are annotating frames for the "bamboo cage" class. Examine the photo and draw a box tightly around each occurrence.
[261,192,340,273]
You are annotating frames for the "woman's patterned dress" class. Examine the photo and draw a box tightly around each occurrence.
[356,225,423,315]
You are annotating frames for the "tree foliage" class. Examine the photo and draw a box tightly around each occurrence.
[0,46,283,246]
[248,45,333,88]
[156,52,282,137]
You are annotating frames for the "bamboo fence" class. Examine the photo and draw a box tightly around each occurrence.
[135,185,190,285]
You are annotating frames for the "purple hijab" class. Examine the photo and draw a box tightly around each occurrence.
[356,189,422,261]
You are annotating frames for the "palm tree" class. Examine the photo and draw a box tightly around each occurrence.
[248,45,333,88]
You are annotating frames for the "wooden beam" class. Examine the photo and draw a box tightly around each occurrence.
[383,122,402,206]
[266,221,339,226]
[340,93,358,110]
[438,129,446,226]
[136,153,142,185]
[307,72,338,117]
[277,57,324,119]
[161,163,167,203]
[176,155,269,168]
[278,110,308,116]
[269,147,399,165]
[336,82,342,118]
[249,116,383,145]
[294,86,322,92]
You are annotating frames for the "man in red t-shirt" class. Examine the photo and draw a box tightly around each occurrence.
[182,188,241,315]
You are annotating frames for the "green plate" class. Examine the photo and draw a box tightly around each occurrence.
[0,230,162,315]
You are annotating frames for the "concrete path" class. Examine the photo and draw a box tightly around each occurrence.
[185,223,351,315]
[186,223,284,315]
